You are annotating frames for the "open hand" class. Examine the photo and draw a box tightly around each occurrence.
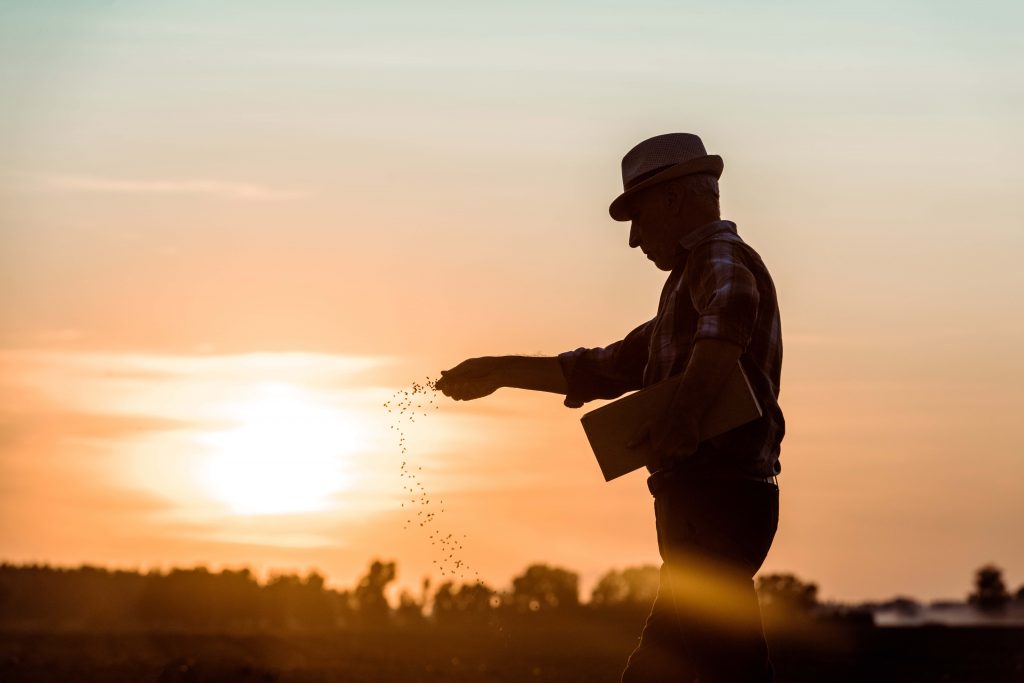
[435,357,504,401]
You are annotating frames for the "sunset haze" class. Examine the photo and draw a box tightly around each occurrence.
[2,1,1023,604]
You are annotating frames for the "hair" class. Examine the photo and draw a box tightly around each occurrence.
[662,173,720,218]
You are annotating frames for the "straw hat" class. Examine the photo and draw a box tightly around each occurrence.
[609,133,723,221]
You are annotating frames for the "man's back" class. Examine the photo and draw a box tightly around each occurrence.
[673,226,784,478]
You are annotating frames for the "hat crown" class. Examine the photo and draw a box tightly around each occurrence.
[621,133,710,190]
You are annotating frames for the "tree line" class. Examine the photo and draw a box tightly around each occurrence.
[1,560,1019,631]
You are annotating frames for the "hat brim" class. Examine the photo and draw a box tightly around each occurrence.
[608,155,723,221]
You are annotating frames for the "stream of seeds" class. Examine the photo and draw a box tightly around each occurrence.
[383,377,481,584]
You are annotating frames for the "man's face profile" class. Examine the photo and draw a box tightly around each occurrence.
[627,186,683,271]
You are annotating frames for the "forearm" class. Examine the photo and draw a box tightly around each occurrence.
[492,355,568,395]
[436,354,567,401]
[627,338,745,468]
[670,339,744,425]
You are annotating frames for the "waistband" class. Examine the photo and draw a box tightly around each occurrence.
[647,468,778,497]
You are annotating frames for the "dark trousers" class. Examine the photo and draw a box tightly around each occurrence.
[621,471,779,683]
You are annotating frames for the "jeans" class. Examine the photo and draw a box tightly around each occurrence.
[621,471,779,683]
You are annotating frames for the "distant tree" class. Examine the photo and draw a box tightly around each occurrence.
[1015,585,1024,603]
[431,580,496,623]
[755,573,818,618]
[264,573,299,627]
[591,570,626,607]
[139,567,219,627]
[432,581,457,616]
[326,588,356,627]
[968,564,1011,613]
[511,564,579,612]
[395,589,424,624]
[354,560,397,624]
[296,572,335,628]
[879,596,921,617]
[1,562,345,630]
[454,581,495,617]
[2,563,145,625]
[591,566,659,609]
[264,571,333,629]
[393,577,430,625]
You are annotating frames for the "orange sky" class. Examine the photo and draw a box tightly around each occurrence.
[1,2,1023,602]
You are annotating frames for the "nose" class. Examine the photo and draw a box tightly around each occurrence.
[629,221,641,249]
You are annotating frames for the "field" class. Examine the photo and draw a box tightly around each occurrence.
[2,620,1023,683]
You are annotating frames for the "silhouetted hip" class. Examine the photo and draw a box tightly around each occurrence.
[621,470,779,683]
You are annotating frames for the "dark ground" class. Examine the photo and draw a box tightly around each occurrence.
[2,620,1023,683]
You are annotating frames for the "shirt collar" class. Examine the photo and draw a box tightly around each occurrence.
[678,219,737,250]
[669,219,737,270]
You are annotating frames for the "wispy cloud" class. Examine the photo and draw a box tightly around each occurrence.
[0,349,399,433]
[39,174,308,201]
[0,411,198,449]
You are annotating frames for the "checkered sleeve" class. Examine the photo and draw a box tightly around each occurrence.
[687,240,760,348]
[557,318,655,408]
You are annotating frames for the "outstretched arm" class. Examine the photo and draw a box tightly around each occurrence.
[437,317,654,404]
[435,356,567,401]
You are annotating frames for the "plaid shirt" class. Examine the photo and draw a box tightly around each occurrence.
[558,219,784,478]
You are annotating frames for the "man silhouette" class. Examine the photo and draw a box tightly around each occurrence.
[436,132,784,682]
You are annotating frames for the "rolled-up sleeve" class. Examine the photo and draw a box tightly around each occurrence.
[687,241,760,349]
[557,318,654,408]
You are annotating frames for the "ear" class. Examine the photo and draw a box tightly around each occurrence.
[661,184,684,213]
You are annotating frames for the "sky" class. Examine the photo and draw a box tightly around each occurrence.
[1,0,1022,603]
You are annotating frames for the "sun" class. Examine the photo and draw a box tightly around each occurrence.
[197,383,360,515]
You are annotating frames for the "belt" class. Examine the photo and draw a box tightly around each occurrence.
[647,468,778,496]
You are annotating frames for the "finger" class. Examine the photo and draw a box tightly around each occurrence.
[441,369,475,385]
[443,381,464,399]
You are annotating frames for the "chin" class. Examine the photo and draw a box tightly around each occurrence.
[652,256,672,271]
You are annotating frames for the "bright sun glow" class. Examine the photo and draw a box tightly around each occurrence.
[197,383,360,515]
